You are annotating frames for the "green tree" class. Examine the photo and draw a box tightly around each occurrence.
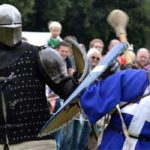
[61,0,150,52]
[31,0,71,31]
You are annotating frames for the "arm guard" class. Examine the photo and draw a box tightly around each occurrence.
[37,47,78,99]
[39,47,68,84]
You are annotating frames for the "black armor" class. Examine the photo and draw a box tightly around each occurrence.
[0,42,77,144]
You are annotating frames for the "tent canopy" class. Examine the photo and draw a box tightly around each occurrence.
[22,31,50,46]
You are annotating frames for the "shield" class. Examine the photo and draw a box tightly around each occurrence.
[65,37,89,82]
[39,38,88,136]
[40,99,81,136]
[38,42,128,137]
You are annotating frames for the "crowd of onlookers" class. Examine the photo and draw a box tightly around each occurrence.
[46,21,150,74]
[45,21,150,150]
[35,20,150,150]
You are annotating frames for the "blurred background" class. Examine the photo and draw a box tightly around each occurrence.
[1,0,150,53]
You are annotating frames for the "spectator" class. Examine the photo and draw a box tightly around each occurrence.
[107,39,127,65]
[108,39,120,51]
[64,35,78,42]
[87,48,102,70]
[57,41,75,76]
[47,21,62,49]
[107,39,137,70]
[89,38,104,54]
[136,48,150,70]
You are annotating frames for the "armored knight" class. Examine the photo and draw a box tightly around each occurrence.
[0,4,78,150]
[80,69,150,150]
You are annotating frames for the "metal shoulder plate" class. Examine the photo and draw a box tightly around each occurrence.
[39,47,68,84]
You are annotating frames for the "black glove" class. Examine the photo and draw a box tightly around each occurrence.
[72,71,82,85]
[120,63,140,70]
[100,60,120,79]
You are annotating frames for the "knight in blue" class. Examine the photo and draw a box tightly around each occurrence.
[80,69,150,150]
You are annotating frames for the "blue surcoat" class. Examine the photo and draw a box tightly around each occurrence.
[80,69,150,150]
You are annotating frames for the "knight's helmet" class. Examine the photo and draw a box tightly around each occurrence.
[0,4,22,47]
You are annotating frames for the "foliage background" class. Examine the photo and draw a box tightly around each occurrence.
[1,0,150,53]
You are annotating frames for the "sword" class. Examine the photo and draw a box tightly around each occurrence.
[38,42,129,137]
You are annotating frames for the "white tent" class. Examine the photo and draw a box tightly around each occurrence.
[22,31,50,46]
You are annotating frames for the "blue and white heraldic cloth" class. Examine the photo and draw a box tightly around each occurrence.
[80,69,150,150]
